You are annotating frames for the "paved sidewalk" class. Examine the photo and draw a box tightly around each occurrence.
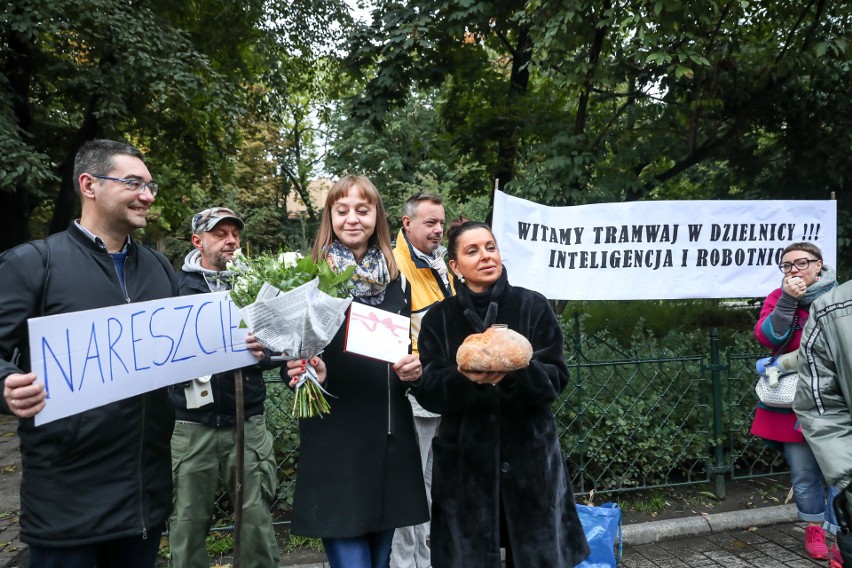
[277,515,829,568]
[621,506,829,567]
[623,522,829,567]
[0,416,23,567]
[0,413,837,567]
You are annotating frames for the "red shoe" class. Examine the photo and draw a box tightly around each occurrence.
[805,525,829,559]
[830,544,845,568]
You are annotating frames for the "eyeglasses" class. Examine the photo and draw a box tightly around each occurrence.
[778,257,819,273]
[91,175,159,197]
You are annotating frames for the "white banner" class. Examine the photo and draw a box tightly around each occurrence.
[492,191,837,301]
[28,291,256,425]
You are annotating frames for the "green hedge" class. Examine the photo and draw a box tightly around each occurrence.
[262,300,772,509]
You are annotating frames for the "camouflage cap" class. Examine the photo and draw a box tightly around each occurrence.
[191,207,245,234]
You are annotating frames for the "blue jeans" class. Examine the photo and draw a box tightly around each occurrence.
[323,529,395,568]
[784,441,839,533]
[27,526,163,568]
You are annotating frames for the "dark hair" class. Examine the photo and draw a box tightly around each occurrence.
[447,216,470,234]
[781,242,823,261]
[446,221,495,261]
[402,192,443,218]
[73,139,145,194]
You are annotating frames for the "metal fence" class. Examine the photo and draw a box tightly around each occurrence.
[206,324,776,526]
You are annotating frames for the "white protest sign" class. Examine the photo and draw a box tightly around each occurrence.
[492,191,837,300]
[28,291,257,425]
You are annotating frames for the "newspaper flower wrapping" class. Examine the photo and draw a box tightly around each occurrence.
[239,280,350,353]
[228,250,354,417]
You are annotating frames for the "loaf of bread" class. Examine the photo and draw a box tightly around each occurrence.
[456,325,533,372]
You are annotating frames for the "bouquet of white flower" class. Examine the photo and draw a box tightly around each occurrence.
[228,250,355,417]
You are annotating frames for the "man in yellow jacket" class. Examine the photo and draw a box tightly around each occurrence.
[391,192,454,568]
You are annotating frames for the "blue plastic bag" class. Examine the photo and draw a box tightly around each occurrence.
[576,502,622,567]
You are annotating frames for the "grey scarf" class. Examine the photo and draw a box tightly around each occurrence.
[800,264,837,307]
[182,249,233,292]
[411,243,450,289]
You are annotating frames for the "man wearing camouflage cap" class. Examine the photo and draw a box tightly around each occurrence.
[168,207,281,567]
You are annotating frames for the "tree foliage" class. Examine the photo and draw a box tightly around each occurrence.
[341,0,851,237]
[3,1,849,264]
[0,0,266,250]
[228,0,352,252]
[326,88,491,227]
[0,0,352,254]
[521,0,850,205]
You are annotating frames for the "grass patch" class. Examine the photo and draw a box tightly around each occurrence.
[285,534,324,554]
[205,531,234,556]
[156,528,234,564]
[620,491,670,515]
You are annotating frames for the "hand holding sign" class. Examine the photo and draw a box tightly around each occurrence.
[3,373,46,418]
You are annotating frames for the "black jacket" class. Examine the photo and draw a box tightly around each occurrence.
[169,269,275,426]
[285,278,430,538]
[413,269,589,567]
[0,224,179,546]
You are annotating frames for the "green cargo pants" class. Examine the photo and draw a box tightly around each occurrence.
[168,415,280,568]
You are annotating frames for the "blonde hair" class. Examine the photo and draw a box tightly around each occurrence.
[311,175,399,280]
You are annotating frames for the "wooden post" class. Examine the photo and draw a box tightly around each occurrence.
[233,368,245,567]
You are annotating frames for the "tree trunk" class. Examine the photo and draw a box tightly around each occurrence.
[491,26,533,217]
[0,189,32,252]
[48,104,101,235]
[2,17,34,250]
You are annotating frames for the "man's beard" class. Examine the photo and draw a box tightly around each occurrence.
[203,244,233,271]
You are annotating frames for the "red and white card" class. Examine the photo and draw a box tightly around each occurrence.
[344,302,411,364]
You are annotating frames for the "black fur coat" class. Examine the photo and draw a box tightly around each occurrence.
[414,270,590,567]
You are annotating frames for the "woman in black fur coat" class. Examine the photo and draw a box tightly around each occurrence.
[413,221,590,567]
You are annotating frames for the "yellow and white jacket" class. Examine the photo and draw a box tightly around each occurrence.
[393,229,455,355]
[393,229,455,418]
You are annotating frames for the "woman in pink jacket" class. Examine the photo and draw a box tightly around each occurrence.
[752,242,839,561]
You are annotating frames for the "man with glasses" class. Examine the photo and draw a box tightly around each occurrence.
[0,139,179,567]
[167,207,281,568]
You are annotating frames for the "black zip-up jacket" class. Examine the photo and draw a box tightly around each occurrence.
[0,223,179,546]
[168,269,275,426]
[284,277,430,537]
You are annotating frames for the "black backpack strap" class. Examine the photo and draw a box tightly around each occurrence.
[1,239,50,372]
[25,240,50,316]
[137,243,177,293]
[149,246,174,280]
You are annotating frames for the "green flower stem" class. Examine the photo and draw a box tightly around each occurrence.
[292,379,330,418]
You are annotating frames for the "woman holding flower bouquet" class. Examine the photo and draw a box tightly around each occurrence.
[411,221,590,567]
[283,176,428,568]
